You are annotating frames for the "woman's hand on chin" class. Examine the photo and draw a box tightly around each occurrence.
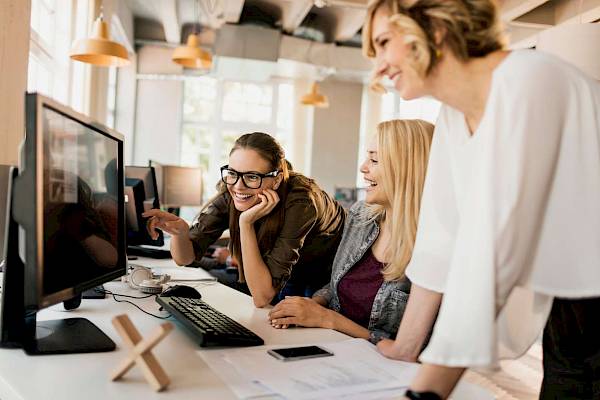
[239,189,280,225]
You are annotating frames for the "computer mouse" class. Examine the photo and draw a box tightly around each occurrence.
[160,285,202,299]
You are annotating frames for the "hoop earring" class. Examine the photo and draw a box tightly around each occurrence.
[435,48,442,59]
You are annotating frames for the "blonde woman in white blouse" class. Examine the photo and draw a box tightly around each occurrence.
[362,0,600,399]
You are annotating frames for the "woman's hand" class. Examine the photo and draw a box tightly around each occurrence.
[142,209,189,239]
[268,296,333,329]
[239,189,280,225]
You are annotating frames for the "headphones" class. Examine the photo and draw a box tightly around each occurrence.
[122,265,171,294]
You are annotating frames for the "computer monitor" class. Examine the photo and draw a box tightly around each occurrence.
[149,160,203,213]
[1,93,126,354]
[0,165,13,271]
[124,166,164,248]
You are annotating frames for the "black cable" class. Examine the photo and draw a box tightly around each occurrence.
[98,288,172,320]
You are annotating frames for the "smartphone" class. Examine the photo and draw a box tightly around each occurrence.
[267,345,334,362]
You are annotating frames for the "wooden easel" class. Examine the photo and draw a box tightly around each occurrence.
[110,314,173,392]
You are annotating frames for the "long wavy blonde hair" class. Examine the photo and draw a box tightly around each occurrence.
[365,119,434,281]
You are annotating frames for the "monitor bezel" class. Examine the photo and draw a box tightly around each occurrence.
[17,93,127,310]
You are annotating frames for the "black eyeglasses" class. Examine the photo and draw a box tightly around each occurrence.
[220,165,279,189]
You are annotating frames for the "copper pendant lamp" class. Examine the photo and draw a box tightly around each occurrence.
[172,33,213,69]
[70,11,130,67]
[172,0,213,70]
[300,82,329,108]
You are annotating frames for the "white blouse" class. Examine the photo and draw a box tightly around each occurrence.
[406,50,600,367]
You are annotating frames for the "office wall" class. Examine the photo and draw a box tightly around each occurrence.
[0,0,31,166]
[310,80,363,195]
[133,46,184,166]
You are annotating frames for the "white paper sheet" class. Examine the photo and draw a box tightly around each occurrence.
[226,339,417,400]
[198,339,417,400]
[198,339,494,399]
[198,350,280,399]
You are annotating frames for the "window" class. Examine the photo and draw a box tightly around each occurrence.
[106,67,118,129]
[181,78,294,200]
[28,0,91,113]
[380,92,441,124]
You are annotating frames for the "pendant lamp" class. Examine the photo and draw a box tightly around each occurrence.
[300,82,329,108]
[70,14,130,67]
[172,0,213,70]
[172,33,213,69]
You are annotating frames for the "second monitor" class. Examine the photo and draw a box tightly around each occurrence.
[124,166,165,255]
[150,160,203,215]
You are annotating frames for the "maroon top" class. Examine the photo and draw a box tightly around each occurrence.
[337,249,384,328]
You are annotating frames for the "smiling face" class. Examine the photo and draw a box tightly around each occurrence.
[227,148,281,212]
[359,135,389,207]
[371,5,428,100]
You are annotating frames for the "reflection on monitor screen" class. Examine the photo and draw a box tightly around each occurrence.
[43,108,121,297]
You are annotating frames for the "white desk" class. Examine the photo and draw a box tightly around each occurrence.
[0,259,492,400]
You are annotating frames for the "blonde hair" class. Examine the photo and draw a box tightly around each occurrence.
[365,119,434,281]
[363,0,505,84]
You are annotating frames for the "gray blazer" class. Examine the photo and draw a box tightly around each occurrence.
[313,201,411,344]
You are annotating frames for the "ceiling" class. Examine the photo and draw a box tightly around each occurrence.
[123,0,600,83]
[125,0,600,49]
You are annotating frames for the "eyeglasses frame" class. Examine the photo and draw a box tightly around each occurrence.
[220,165,279,189]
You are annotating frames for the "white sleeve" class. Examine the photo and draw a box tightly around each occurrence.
[405,108,458,293]
[419,60,591,367]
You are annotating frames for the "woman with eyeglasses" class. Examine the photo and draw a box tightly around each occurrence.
[144,132,346,307]
[362,0,600,399]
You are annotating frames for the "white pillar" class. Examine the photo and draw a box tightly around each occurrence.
[0,0,31,165]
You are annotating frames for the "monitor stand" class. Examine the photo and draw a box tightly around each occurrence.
[22,312,115,355]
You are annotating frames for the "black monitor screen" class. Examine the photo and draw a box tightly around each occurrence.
[42,106,121,297]
[124,166,163,247]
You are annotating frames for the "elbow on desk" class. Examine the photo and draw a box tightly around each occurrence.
[395,353,419,363]
[385,344,421,363]
[252,296,272,309]
[174,255,195,267]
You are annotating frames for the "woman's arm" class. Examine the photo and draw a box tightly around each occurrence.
[268,296,370,339]
[239,221,277,307]
[170,232,196,266]
[406,364,465,399]
[143,209,195,266]
[238,189,282,307]
[377,283,442,362]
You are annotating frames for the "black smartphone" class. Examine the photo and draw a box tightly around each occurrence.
[267,345,334,362]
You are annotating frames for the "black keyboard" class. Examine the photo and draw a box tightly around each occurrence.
[156,296,264,347]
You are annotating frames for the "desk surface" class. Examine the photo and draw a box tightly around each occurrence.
[0,259,495,400]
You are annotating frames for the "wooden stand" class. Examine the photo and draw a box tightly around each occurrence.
[110,314,173,392]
